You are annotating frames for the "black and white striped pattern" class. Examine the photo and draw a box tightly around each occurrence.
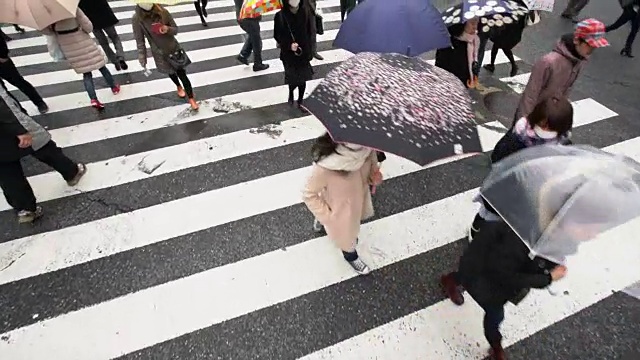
[1,1,639,359]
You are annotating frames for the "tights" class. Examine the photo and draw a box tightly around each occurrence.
[194,0,209,25]
[288,82,307,104]
[168,69,194,98]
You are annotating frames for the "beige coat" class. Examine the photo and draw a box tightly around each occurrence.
[303,152,379,252]
[43,9,106,74]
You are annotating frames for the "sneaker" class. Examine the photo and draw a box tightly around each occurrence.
[113,61,121,71]
[36,102,49,114]
[119,60,128,70]
[91,99,105,110]
[176,86,186,98]
[188,98,199,110]
[312,219,324,233]
[67,163,87,186]
[348,258,371,275]
[111,84,121,95]
[253,63,269,72]
[17,206,43,224]
[440,273,465,305]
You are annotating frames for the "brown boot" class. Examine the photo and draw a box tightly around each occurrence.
[440,273,464,305]
[176,86,186,98]
[489,342,506,360]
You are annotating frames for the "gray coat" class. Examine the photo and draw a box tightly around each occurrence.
[0,81,51,162]
[132,6,182,74]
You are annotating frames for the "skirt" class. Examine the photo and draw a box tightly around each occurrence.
[283,63,314,85]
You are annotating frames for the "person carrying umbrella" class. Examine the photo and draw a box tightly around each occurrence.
[42,8,121,110]
[513,19,608,123]
[441,96,574,306]
[0,80,86,224]
[78,0,128,71]
[234,0,270,71]
[273,0,315,111]
[302,133,382,275]
[435,17,481,88]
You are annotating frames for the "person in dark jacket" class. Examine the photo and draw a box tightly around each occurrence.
[0,36,48,113]
[441,96,574,310]
[435,18,481,89]
[0,80,86,224]
[234,0,269,71]
[274,0,315,112]
[605,0,640,57]
[453,220,568,359]
[79,0,128,70]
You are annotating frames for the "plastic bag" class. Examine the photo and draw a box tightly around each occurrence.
[45,35,65,62]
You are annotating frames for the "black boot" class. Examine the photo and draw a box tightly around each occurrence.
[621,48,634,58]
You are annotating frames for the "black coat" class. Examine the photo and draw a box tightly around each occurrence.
[78,0,119,30]
[435,37,470,88]
[0,80,29,162]
[273,1,315,67]
[458,221,553,306]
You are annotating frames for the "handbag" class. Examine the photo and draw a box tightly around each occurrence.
[315,14,324,35]
[140,23,191,69]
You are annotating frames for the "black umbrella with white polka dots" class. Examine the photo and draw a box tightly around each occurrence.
[303,52,483,166]
[441,0,530,34]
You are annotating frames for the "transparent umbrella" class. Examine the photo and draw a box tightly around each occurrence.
[480,144,640,264]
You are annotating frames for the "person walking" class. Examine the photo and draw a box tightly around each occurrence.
[605,0,640,58]
[78,0,128,71]
[561,0,591,23]
[0,80,86,224]
[513,19,608,123]
[234,0,269,71]
[0,35,48,113]
[194,0,209,27]
[307,0,324,60]
[303,133,382,275]
[340,0,356,22]
[435,18,481,89]
[0,24,26,42]
[274,0,315,111]
[43,9,120,110]
[133,3,199,110]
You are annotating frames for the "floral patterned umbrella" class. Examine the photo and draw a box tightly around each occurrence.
[303,52,481,166]
[441,0,530,33]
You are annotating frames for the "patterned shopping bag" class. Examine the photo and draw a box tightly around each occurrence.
[239,0,283,19]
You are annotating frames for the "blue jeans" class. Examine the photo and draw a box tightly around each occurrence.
[83,66,115,101]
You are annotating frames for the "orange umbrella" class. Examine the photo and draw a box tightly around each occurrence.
[0,0,80,30]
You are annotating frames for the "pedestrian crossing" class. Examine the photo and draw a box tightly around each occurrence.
[1,0,639,359]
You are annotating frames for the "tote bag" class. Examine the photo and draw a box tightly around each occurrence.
[45,35,65,62]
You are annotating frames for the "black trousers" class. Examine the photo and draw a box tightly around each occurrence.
[479,302,505,345]
[168,69,194,98]
[606,5,640,51]
[0,58,45,106]
[0,141,77,212]
[239,18,263,64]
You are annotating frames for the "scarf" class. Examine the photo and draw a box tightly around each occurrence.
[513,117,569,147]
[316,144,372,172]
[457,31,479,82]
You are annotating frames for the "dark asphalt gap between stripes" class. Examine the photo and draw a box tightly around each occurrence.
[19,59,534,176]
[30,59,341,131]
[503,292,640,360]
[0,151,488,333]
[8,6,341,59]
[1,112,638,333]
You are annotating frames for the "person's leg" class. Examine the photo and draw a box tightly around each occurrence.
[480,303,506,358]
[177,69,198,109]
[201,0,208,16]
[606,7,634,33]
[12,24,26,33]
[483,46,499,72]
[104,25,127,69]
[168,72,186,98]
[297,81,306,104]
[0,161,38,213]
[342,248,371,275]
[311,28,323,60]
[32,141,82,183]
[0,59,47,111]
[503,48,518,77]
[237,29,253,64]
[194,1,207,26]
[622,11,640,57]
[93,28,118,67]
[477,36,489,67]
[288,83,297,104]
[340,0,347,21]
[83,72,98,101]
[242,19,268,70]
[97,66,118,91]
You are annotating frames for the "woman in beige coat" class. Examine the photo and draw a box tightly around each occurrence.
[44,9,120,110]
[303,133,382,275]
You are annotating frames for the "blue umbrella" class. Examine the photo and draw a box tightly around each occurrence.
[333,0,452,57]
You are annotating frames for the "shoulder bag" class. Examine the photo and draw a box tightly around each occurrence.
[140,22,191,69]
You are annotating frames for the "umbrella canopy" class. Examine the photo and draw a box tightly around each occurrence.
[480,144,640,264]
[441,0,529,34]
[333,0,451,57]
[0,0,80,30]
[238,0,282,20]
[303,52,480,166]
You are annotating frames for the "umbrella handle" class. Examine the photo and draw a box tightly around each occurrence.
[405,46,411,57]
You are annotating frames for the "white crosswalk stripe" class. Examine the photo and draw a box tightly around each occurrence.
[1,1,639,359]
